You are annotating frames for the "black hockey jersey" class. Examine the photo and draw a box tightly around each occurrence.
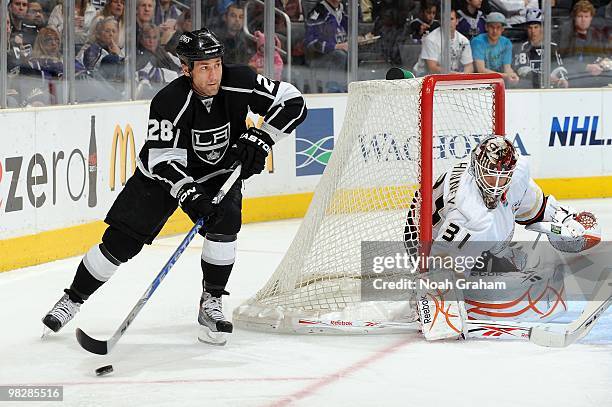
[137,65,307,197]
[513,41,565,89]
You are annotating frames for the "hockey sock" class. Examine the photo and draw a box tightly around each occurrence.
[68,243,121,302]
[201,234,236,297]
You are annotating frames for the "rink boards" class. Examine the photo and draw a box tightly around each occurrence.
[0,87,610,271]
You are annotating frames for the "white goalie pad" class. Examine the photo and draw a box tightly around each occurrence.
[416,268,467,340]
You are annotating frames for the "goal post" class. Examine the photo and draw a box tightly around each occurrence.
[419,73,505,242]
[233,73,506,334]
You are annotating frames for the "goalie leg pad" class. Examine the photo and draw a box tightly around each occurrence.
[416,269,467,340]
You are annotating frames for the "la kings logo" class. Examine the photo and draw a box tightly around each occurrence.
[192,122,230,165]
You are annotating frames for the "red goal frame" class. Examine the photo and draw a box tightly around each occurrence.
[419,73,506,243]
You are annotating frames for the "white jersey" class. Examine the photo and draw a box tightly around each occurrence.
[414,27,473,74]
[431,156,545,256]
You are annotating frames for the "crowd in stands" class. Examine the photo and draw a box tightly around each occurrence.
[6,0,188,106]
[4,0,611,106]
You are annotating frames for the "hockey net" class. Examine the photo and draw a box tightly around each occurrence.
[233,74,505,334]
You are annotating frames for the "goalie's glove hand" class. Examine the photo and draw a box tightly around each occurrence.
[177,182,222,225]
[549,205,587,237]
[226,127,275,179]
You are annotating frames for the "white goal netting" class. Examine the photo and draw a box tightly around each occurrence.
[234,76,503,333]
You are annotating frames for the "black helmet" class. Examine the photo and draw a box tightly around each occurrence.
[176,28,225,67]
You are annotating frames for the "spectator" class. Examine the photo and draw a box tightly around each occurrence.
[14,27,65,106]
[136,23,180,71]
[373,0,415,29]
[154,0,181,26]
[415,8,474,74]
[362,0,373,22]
[514,8,569,89]
[506,0,539,26]
[558,0,610,87]
[78,16,123,71]
[25,1,47,29]
[471,12,519,84]
[305,0,348,92]
[29,27,62,71]
[282,0,304,21]
[9,0,38,56]
[202,0,222,31]
[457,0,486,40]
[89,0,125,48]
[136,0,155,33]
[408,0,440,42]
[135,23,181,98]
[246,0,288,35]
[595,1,611,19]
[48,0,97,45]
[374,8,403,65]
[164,9,191,55]
[249,30,284,80]
[217,2,254,65]
[6,12,20,71]
[36,0,58,15]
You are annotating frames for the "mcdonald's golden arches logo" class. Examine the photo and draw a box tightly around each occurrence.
[110,124,136,190]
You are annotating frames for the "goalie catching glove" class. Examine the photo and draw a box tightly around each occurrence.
[177,182,223,225]
[526,204,601,253]
[226,127,274,179]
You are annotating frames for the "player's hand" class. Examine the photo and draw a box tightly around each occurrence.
[335,42,348,51]
[586,63,603,76]
[226,127,274,179]
[177,182,222,224]
[505,72,519,83]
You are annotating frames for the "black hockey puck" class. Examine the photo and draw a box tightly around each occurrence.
[95,365,114,376]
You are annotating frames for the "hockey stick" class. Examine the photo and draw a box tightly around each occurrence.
[529,281,612,347]
[466,280,612,346]
[76,164,242,355]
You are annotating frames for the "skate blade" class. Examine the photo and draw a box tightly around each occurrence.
[41,326,53,339]
[198,325,227,346]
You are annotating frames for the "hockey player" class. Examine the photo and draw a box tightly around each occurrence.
[42,28,307,344]
[413,135,601,340]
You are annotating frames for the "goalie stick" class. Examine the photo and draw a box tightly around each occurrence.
[75,164,242,355]
[528,280,612,347]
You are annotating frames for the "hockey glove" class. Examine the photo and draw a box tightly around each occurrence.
[177,182,222,225]
[227,127,274,179]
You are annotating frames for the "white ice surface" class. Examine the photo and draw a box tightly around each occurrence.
[0,199,610,407]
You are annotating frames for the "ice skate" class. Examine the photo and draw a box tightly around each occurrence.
[198,292,233,345]
[42,293,81,334]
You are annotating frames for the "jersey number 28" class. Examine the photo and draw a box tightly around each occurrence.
[148,119,174,141]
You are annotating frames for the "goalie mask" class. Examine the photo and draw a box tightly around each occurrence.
[470,136,518,209]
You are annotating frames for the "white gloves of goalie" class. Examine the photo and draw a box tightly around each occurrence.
[525,201,601,253]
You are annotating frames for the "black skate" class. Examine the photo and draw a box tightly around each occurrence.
[42,293,81,333]
[198,292,233,345]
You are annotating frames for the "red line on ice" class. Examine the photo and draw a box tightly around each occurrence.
[268,338,412,407]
